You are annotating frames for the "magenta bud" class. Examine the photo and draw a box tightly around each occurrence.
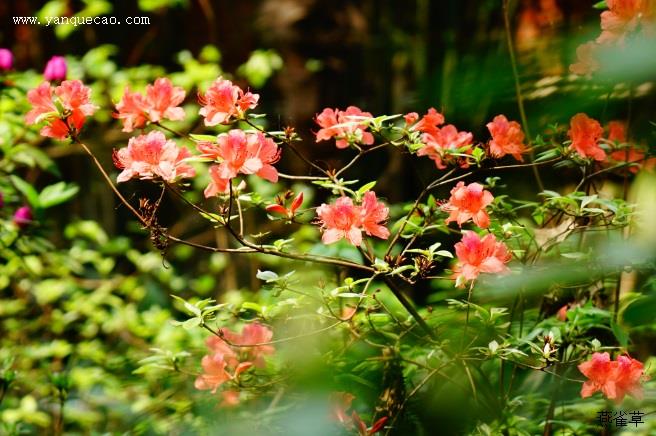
[44,56,67,81]
[13,206,33,228]
[0,48,13,71]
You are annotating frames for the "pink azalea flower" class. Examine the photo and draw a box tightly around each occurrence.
[410,107,445,136]
[315,106,374,149]
[221,323,275,368]
[453,231,511,287]
[43,56,66,81]
[113,131,195,183]
[404,112,419,126]
[144,78,186,123]
[114,87,149,132]
[194,354,232,394]
[316,192,390,246]
[568,113,606,161]
[220,390,241,407]
[578,352,647,402]
[25,82,57,124]
[114,78,186,132]
[55,80,98,117]
[360,191,390,240]
[442,182,494,228]
[316,197,364,246]
[570,42,601,76]
[486,115,528,161]
[201,130,280,198]
[0,48,13,71]
[417,124,474,169]
[198,76,259,126]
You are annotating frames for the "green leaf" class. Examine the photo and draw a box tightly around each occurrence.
[38,182,79,208]
[189,134,218,142]
[356,181,377,197]
[10,175,40,208]
[593,0,608,9]
[610,319,629,348]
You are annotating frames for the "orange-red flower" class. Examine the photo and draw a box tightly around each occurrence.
[194,354,233,393]
[578,352,647,402]
[113,131,195,183]
[220,322,275,368]
[114,87,149,132]
[316,192,390,247]
[315,106,374,149]
[329,392,388,435]
[568,113,606,161]
[598,0,645,44]
[417,124,474,169]
[266,191,304,219]
[453,231,511,287]
[198,76,259,126]
[410,107,445,136]
[442,182,494,228]
[486,115,528,161]
[25,80,98,140]
[200,129,280,198]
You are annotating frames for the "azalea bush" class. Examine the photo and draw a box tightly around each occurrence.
[2,1,656,435]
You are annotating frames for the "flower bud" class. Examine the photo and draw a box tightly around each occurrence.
[0,48,13,71]
[44,56,67,81]
[13,206,33,229]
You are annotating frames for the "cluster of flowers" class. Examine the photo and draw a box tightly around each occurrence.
[25,80,98,140]
[578,352,648,402]
[194,322,275,406]
[571,0,656,75]
[568,113,654,170]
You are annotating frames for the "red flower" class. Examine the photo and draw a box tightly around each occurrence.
[329,392,388,435]
[113,131,195,183]
[579,352,647,402]
[266,191,304,219]
[442,181,494,228]
[25,80,97,140]
[198,77,259,126]
[486,115,528,161]
[417,124,474,169]
[453,231,511,287]
[598,0,644,45]
[410,108,445,136]
[568,113,606,161]
[315,106,374,149]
